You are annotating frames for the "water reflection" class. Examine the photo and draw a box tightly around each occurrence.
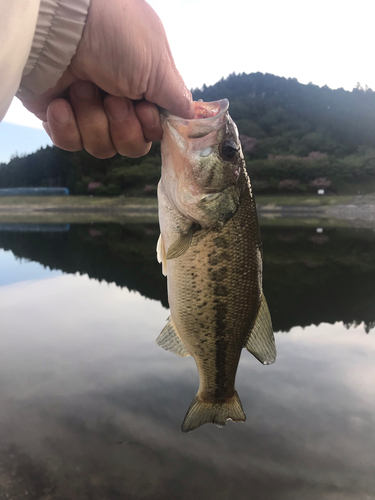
[0,257,374,499]
[0,223,168,306]
[0,248,63,286]
[1,223,375,330]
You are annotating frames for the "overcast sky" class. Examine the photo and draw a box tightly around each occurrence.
[1,0,374,163]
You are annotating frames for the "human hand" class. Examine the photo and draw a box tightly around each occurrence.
[21,0,194,158]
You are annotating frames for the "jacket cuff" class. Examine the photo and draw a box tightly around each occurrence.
[17,0,91,100]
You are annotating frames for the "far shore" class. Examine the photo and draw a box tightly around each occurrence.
[0,194,375,227]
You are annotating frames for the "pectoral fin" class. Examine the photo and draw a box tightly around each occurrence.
[245,295,276,365]
[156,234,167,276]
[166,225,195,260]
[156,316,190,357]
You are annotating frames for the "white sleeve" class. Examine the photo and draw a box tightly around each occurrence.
[0,0,91,121]
[0,0,41,121]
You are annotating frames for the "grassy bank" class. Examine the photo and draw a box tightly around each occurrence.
[0,196,158,208]
[0,196,158,224]
[0,194,356,209]
[0,194,373,226]
[255,194,354,206]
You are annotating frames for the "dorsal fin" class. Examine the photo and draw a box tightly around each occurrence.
[245,295,276,365]
[156,316,190,357]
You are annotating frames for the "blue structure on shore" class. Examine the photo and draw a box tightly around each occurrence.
[0,187,69,196]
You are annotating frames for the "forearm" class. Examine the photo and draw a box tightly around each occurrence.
[0,0,90,121]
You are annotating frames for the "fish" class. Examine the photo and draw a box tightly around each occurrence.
[156,99,276,432]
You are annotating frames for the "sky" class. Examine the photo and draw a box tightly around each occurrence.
[1,0,374,163]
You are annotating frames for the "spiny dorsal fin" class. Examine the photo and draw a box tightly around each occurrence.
[166,225,195,260]
[181,390,246,433]
[156,234,167,276]
[156,316,190,357]
[245,295,276,365]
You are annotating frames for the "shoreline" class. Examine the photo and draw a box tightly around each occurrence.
[0,195,374,227]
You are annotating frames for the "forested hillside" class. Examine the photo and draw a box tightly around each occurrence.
[2,72,375,195]
[194,73,375,156]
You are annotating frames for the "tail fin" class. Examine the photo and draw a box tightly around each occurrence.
[181,391,246,433]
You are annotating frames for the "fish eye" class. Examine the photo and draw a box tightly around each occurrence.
[220,140,238,160]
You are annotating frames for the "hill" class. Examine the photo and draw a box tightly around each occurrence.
[194,72,375,157]
[1,72,375,195]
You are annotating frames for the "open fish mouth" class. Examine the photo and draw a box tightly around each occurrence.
[161,99,229,120]
[161,100,230,139]
[192,99,229,120]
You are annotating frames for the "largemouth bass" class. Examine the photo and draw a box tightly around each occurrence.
[156,99,276,432]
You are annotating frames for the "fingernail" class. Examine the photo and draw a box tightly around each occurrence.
[141,108,157,130]
[105,97,131,120]
[73,81,95,100]
[50,101,71,125]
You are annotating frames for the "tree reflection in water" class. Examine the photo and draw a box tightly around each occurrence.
[0,223,374,332]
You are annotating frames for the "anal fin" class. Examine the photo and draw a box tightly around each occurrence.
[156,316,190,357]
[245,295,276,365]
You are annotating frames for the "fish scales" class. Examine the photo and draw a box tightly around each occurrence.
[156,99,276,432]
[168,173,261,399]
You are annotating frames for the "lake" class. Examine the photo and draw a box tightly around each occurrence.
[0,222,374,500]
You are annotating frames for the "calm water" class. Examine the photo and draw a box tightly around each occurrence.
[0,223,374,500]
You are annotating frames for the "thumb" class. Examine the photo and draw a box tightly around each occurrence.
[146,61,195,119]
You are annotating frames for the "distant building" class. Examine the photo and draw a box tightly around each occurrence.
[0,187,69,196]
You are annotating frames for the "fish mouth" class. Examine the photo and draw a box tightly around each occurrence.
[192,99,229,120]
[162,99,229,121]
[161,100,229,139]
